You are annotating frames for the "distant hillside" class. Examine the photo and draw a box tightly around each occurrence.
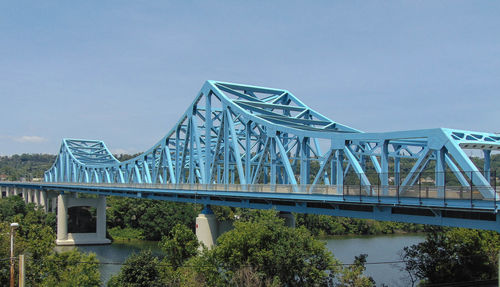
[0,154,56,181]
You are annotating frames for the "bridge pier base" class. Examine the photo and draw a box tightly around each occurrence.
[56,193,110,246]
[278,211,296,228]
[196,206,218,249]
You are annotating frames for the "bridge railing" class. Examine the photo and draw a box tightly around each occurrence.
[36,169,499,208]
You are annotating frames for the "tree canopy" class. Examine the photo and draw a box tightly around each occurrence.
[0,196,100,286]
[109,210,374,287]
[402,227,500,285]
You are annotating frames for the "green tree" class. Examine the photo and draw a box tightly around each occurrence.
[210,210,340,286]
[0,195,27,221]
[41,249,101,287]
[108,250,163,287]
[106,197,199,241]
[0,197,101,286]
[337,254,375,287]
[159,223,199,268]
[402,227,500,284]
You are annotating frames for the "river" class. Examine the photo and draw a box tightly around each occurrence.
[58,234,425,286]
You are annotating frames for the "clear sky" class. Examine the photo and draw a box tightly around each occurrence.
[1,1,499,155]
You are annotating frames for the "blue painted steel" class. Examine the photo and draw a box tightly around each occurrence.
[37,80,500,230]
[1,181,499,232]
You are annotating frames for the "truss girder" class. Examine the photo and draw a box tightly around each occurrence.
[44,81,499,200]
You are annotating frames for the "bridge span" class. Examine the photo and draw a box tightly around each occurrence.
[1,80,499,246]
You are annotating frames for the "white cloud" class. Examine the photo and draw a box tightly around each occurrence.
[12,136,48,143]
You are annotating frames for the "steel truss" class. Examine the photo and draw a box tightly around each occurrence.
[45,81,500,200]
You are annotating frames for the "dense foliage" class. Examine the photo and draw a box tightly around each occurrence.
[109,210,374,287]
[0,154,55,180]
[402,227,500,285]
[108,250,163,287]
[160,224,199,268]
[210,210,341,286]
[0,196,100,286]
[106,196,199,241]
[296,214,428,237]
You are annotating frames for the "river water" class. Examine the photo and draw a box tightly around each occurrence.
[59,234,424,286]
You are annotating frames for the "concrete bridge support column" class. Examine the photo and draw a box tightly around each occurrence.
[56,193,110,246]
[34,189,40,206]
[278,211,296,228]
[56,193,68,243]
[196,206,218,249]
[23,189,28,203]
[96,196,106,240]
[27,189,33,204]
[40,191,48,212]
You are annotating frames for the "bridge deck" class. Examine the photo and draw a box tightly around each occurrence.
[1,182,499,232]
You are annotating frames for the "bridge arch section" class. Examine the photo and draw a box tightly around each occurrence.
[45,80,500,200]
[41,80,500,245]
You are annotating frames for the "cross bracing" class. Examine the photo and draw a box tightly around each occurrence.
[45,80,500,201]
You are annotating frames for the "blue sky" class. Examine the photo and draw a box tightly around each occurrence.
[1,1,499,155]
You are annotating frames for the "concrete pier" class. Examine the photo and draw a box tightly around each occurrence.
[34,189,40,206]
[196,206,218,249]
[23,188,28,203]
[40,191,48,212]
[56,193,110,246]
[56,193,68,243]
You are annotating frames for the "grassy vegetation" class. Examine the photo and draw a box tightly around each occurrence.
[108,226,145,241]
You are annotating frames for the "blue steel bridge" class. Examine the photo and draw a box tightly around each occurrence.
[1,80,500,245]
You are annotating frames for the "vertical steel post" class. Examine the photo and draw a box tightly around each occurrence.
[337,150,344,195]
[359,176,362,202]
[484,150,491,183]
[377,172,380,202]
[205,92,212,183]
[381,141,389,195]
[418,173,421,204]
[245,122,251,185]
[470,171,473,208]
[443,171,446,205]
[397,174,400,204]
[493,170,496,209]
